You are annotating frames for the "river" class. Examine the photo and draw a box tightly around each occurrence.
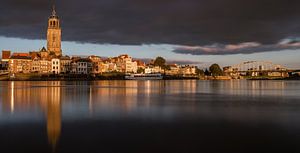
[0,80,300,153]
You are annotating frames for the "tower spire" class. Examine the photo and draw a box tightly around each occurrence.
[52,5,56,16]
[51,0,56,16]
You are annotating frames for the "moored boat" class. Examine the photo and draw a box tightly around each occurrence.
[125,73,163,80]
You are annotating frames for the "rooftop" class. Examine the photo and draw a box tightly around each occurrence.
[10,53,31,59]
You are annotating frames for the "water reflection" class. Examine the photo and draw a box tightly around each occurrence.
[0,81,62,150]
[10,82,14,113]
[47,81,61,150]
[0,80,300,152]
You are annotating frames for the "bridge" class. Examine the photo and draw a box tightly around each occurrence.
[224,61,290,78]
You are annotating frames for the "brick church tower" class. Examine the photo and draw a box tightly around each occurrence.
[47,5,62,56]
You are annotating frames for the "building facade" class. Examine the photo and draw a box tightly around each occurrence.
[1,50,11,70]
[51,58,61,74]
[9,53,32,73]
[79,59,92,74]
[47,6,62,57]
[60,56,72,74]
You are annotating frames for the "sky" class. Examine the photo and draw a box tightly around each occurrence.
[0,0,300,69]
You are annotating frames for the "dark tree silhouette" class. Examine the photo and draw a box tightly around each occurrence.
[209,64,223,77]
[154,56,166,67]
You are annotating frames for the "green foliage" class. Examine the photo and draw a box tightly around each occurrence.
[209,63,223,76]
[196,68,205,76]
[204,69,210,76]
[163,65,171,70]
[154,56,166,67]
[137,67,145,73]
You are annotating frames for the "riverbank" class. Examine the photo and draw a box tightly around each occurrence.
[1,73,298,81]
[247,76,300,80]
[0,73,201,81]
[0,73,125,81]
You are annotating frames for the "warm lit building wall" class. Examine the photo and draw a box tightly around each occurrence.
[99,63,109,73]
[71,62,77,73]
[60,57,72,74]
[125,60,137,73]
[51,58,61,74]
[47,8,62,56]
[31,57,41,72]
[2,50,11,59]
[108,63,117,72]
[89,56,102,74]
[40,59,52,73]
[9,59,32,73]
[178,65,196,75]
[1,50,11,70]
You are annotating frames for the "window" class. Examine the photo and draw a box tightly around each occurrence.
[53,34,56,42]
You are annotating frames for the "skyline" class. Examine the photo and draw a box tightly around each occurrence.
[1,36,300,69]
[0,0,300,68]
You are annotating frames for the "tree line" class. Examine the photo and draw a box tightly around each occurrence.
[153,56,224,76]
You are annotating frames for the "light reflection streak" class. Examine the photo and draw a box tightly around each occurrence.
[10,81,14,113]
[47,81,61,150]
[89,86,93,115]
[146,80,151,96]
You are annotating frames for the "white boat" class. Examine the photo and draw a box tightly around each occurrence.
[125,73,163,80]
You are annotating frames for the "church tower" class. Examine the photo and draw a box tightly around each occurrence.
[47,5,62,57]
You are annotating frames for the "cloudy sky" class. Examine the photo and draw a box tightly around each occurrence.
[0,0,300,68]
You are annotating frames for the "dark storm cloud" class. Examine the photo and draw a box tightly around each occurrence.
[132,58,203,65]
[173,39,300,55]
[0,0,300,54]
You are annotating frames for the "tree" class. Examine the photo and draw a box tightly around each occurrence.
[163,65,171,71]
[137,67,145,73]
[209,63,223,77]
[196,68,205,76]
[154,56,166,67]
[204,68,210,76]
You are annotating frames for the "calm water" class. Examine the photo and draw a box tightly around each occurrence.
[0,80,300,153]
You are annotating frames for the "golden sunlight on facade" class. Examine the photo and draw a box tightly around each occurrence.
[47,6,62,57]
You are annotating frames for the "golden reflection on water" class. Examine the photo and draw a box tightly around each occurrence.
[0,80,292,150]
[47,81,61,150]
[3,81,62,150]
[10,81,14,113]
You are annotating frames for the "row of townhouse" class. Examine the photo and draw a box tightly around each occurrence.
[70,54,139,74]
[3,49,195,76]
[145,64,197,75]
[7,52,68,74]
[8,54,93,74]
[102,54,138,73]
[5,50,139,74]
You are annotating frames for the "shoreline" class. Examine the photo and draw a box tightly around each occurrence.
[0,73,201,81]
[1,73,299,81]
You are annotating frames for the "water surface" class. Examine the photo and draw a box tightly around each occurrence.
[0,80,300,153]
